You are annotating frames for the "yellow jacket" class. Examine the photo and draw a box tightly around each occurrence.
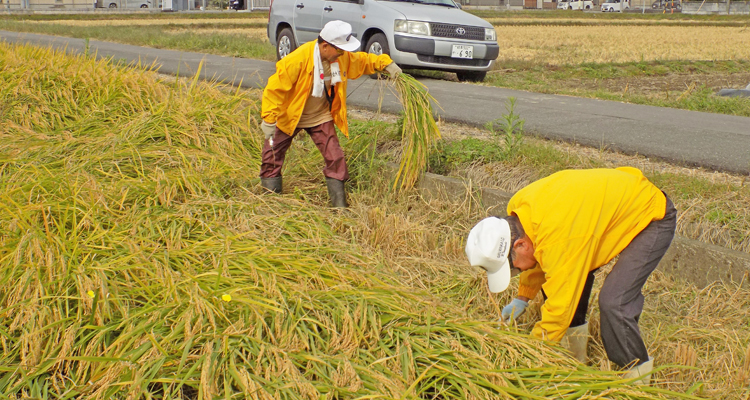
[261,41,393,137]
[507,167,667,342]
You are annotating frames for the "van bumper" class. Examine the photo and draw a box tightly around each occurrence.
[392,34,498,72]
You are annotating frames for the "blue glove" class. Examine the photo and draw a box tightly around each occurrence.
[501,298,529,322]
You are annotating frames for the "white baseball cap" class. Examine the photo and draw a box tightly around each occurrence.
[465,217,514,293]
[319,20,361,52]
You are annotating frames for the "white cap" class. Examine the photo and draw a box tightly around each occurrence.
[319,20,361,52]
[465,217,513,293]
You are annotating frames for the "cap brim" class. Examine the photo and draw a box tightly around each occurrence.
[486,258,511,293]
[336,38,361,52]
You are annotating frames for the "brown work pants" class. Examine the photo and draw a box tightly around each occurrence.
[259,121,349,181]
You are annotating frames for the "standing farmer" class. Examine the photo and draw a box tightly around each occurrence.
[465,167,676,384]
[260,20,401,207]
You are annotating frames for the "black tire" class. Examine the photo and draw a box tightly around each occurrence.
[108,2,117,6]
[365,33,389,79]
[140,3,147,7]
[276,27,297,60]
[456,71,487,82]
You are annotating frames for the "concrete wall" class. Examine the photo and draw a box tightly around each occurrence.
[682,0,750,14]
[461,0,526,9]
[414,169,750,289]
[0,0,163,10]
[1,0,95,10]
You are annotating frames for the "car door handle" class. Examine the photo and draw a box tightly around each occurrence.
[296,3,304,7]
[323,5,332,11]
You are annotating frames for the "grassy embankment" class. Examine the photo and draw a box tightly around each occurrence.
[3,39,721,399]
[2,11,750,115]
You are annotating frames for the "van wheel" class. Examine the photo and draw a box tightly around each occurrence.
[456,71,486,82]
[140,3,147,7]
[276,27,297,60]
[366,33,390,79]
[108,2,117,6]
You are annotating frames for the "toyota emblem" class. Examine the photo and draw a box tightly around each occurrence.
[455,27,466,35]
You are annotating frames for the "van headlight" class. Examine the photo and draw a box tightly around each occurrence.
[394,20,431,36]
[485,28,496,41]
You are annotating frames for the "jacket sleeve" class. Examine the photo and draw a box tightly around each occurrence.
[530,238,597,342]
[343,52,394,81]
[517,266,546,300]
[261,60,299,124]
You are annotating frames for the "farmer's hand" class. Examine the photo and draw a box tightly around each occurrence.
[261,121,276,141]
[501,298,529,322]
[384,63,402,80]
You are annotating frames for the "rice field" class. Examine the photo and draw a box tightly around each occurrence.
[2,40,714,400]
[6,37,749,398]
[492,24,750,65]
[21,17,265,26]
[10,15,750,65]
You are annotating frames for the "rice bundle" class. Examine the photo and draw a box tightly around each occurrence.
[0,42,704,399]
[389,74,442,192]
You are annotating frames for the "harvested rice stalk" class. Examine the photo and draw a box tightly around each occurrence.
[0,42,709,400]
[386,73,442,192]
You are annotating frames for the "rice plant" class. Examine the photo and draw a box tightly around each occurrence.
[386,74,442,192]
[0,42,706,399]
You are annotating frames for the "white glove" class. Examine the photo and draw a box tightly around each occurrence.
[384,62,402,80]
[501,298,528,322]
[261,121,276,141]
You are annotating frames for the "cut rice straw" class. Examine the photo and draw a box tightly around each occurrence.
[383,73,442,192]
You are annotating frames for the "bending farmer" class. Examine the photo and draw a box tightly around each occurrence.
[465,167,676,383]
[260,20,401,208]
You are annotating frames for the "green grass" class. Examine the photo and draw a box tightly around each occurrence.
[0,11,268,20]
[0,19,277,60]
[468,8,750,23]
[485,59,750,116]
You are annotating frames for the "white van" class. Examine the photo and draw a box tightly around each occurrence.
[267,0,499,81]
[558,0,594,9]
[601,0,629,11]
[102,0,161,8]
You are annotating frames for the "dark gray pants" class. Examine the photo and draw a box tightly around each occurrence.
[599,195,677,368]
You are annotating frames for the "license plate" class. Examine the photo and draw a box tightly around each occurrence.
[451,45,473,59]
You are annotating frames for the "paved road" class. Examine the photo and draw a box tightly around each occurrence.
[3,30,749,175]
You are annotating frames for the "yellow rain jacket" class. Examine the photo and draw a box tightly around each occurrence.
[261,40,394,138]
[507,167,667,342]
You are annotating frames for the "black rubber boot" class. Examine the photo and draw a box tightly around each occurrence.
[325,178,348,208]
[260,177,282,194]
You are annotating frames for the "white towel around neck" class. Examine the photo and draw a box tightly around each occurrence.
[312,44,343,98]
